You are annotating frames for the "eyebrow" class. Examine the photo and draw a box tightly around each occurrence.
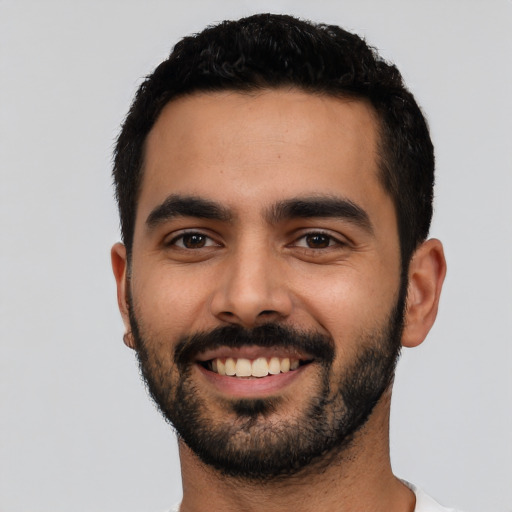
[145,194,373,235]
[146,194,233,228]
[267,196,374,234]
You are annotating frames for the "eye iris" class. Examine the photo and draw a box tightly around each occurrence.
[183,234,206,248]
[306,234,330,248]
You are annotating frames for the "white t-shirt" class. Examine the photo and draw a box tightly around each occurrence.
[406,482,462,512]
[169,483,462,511]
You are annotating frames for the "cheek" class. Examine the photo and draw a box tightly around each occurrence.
[292,264,398,340]
[131,263,214,336]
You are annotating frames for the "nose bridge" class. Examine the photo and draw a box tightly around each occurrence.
[210,233,291,326]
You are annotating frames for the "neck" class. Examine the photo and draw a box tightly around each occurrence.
[177,393,415,512]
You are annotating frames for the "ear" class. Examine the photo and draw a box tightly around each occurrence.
[401,238,447,348]
[111,242,136,349]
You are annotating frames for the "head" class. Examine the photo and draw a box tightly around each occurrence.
[113,13,434,271]
[111,14,445,480]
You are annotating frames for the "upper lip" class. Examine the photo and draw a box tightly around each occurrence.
[195,346,314,362]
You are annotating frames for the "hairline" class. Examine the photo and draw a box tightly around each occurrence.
[128,85,401,259]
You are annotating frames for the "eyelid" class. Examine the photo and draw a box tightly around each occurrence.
[164,229,221,248]
[291,229,349,249]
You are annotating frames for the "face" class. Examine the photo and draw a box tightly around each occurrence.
[116,90,405,479]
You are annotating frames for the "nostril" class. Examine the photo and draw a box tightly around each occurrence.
[258,310,278,317]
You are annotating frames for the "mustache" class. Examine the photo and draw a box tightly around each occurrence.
[173,323,335,367]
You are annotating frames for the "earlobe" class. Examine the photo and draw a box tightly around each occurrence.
[111,242,135,349]
[401,238,447,348]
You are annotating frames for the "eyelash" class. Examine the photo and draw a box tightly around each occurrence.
[292,231,345,250]
[167,231,219,249]
[166,230,345,250]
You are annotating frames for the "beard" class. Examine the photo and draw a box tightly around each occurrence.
[128,280,407,481]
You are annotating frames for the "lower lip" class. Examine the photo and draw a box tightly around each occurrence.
[196,363,309,398]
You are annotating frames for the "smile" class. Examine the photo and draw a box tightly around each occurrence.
[202,356,307,378]
[194,347,316,396]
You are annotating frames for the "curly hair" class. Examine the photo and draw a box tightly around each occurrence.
[113,13,434,269]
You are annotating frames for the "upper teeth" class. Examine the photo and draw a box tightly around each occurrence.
[210,357,300,378]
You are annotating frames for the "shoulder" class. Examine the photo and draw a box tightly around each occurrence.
[404,481,464,512]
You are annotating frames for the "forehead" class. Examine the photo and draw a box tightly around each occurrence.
[138,89,390,227]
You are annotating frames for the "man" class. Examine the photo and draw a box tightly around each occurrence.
[111,13,454,512]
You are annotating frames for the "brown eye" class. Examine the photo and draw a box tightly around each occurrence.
[181,233,207,248]
[169,232,215,249]
[305,233,331,248]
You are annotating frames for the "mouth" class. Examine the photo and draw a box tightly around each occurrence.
[199,356,313,378]
[193,346,318,397]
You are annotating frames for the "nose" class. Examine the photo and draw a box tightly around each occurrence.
[210,243,293,328]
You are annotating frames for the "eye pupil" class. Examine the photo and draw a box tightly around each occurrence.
[306,234,330,248]
[183,234,206,248]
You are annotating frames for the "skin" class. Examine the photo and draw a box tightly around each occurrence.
[112,89,446,512]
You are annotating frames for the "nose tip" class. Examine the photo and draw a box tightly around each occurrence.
[210,256,293,328]
[216,307,288,329]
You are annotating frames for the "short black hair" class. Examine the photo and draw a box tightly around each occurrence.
[113,13,434,268]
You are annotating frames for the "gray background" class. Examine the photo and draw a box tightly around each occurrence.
[1,1,511,511]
